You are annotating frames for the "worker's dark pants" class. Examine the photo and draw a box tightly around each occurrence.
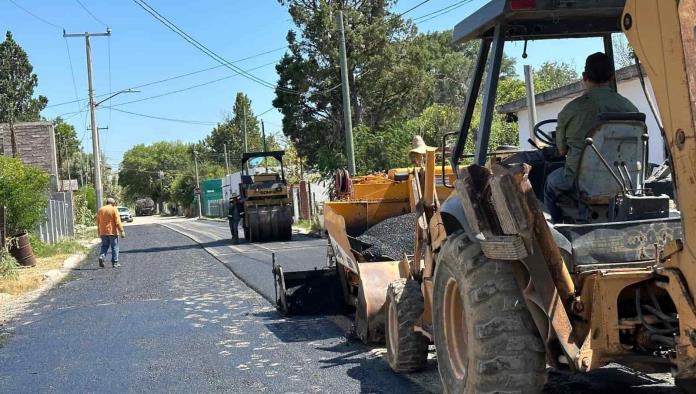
[544,167,574,222]
[229,218,240,240]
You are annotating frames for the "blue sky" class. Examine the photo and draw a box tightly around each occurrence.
[1,0,603,167]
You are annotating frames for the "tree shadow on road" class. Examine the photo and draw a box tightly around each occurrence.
[544,366,679,393]
[251,309,429,393]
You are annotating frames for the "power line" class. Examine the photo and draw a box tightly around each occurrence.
[107,34,113,127]
[75,0,108,27]
[132,0,336,96]
[63,37,91,146]
[109,61,276,107]
[257,107,275,117]
[106,107,217,125]
[399,0,432,17]
[44,45,288,108]
[132,0,284,91]
[413,0,474,23]
[8,0,63,29]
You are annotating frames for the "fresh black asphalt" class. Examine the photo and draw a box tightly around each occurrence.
[163,219,328,302]
[0,219,681,393]
[0,223,427,393]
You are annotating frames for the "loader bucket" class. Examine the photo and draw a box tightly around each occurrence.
[355,261,401,343]
[272,264,345,316]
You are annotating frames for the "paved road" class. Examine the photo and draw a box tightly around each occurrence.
[0,223,428,393]
[0,217,681,393]
[164,218,681,394]
[163,218,328,302]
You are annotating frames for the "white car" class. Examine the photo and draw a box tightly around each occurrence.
[117,207,134,223]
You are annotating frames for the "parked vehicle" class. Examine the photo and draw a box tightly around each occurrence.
[135,198,155,216]
[117,206,134,223]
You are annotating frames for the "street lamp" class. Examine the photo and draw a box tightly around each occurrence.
[90,88,139,208]
[95,88,140,107]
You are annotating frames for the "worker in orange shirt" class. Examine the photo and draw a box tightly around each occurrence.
[96,197,126,268]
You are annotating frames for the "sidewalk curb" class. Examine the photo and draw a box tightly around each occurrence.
[0,238,100,325]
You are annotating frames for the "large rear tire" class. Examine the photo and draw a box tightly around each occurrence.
[385,279,429,372]
[433,231,546,394]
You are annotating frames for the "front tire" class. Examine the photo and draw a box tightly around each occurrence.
[385,279,429,372]
[433,231,546,394]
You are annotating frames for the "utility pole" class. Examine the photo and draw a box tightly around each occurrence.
[261,120,268,172]
[64,29,111,209]
[242,106,248,172]
[194,151,202,219]
[223,143,230,174]
[242,106,248,153]
[336,11,356,175]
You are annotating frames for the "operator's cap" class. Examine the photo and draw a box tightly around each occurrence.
[409,135,437,163]
[230,192,239,199]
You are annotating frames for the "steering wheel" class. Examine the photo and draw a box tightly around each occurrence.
[533,119,558,147]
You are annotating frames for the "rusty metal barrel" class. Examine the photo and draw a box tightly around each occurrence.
[8,232,37,267]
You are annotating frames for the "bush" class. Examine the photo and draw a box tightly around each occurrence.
[0,156,50,236]
[73,188,95,226]
[0,245,18,279]
[29,234,85,258]
[75,185,96,214]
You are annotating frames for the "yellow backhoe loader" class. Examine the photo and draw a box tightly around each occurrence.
[381,1,696,393]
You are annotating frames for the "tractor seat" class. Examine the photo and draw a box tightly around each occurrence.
[577,112,647,198]
[556,112,648,223]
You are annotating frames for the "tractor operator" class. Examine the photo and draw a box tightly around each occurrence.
[544,52,638,222]
[228,193,244,243]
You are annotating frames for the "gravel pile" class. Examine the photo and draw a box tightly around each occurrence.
[357,213,416,261]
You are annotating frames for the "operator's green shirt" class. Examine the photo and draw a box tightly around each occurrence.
[556,86,638,179]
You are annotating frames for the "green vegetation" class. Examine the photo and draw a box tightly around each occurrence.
[0,155,50,235]
[0,31,48,157]
[272,1,579,175]
[30,236,82,259]
[0,245,18,279]
[53,117,81,181]
[295,216,322,234]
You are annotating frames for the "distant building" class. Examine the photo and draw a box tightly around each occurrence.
[0,121,59,190]
[497,65,664,164]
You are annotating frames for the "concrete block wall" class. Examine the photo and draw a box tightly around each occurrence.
[0,122,59,191]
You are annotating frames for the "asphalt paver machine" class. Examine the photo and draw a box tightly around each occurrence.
[380,1,696,393]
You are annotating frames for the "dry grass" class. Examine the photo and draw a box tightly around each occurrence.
[0,254,72,296]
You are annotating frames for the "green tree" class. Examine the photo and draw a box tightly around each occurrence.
[53,117,81,180]
[533,61,578,93]
[118,141,192,206]
[170,162,225,208]
[0,31,48,157]
[273,0,526,174]
[0,155,49,235]
[205,92,267,168]
[274,0,433,173]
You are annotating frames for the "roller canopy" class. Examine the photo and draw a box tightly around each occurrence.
[241,150,285,165]
[453,0,626,43]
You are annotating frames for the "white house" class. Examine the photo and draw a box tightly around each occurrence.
[497,65,664,164]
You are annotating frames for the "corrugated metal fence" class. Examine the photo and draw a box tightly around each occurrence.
[204,198,226,218]
[37,192,74,244]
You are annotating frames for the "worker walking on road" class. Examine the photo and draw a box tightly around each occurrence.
[96,197,126,268]
[228,193,243,243]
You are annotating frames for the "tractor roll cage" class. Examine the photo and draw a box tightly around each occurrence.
[241,150,286,181]
[450,0,627,171]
